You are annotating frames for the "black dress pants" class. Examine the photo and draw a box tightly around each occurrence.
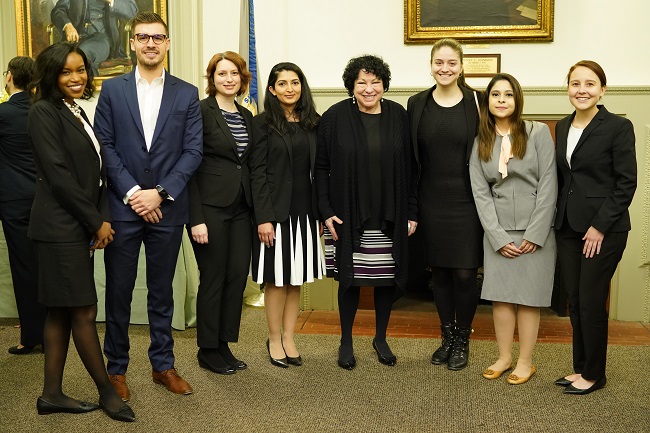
[191,193,252,348]
[556,222,628,380]
[1,198,46,347]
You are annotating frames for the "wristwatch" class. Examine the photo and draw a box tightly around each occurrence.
[155,185,169,199]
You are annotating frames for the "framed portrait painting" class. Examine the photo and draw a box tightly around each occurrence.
[15,0,168,81]
[405,0,554,44]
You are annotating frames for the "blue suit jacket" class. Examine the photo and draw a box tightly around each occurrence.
[94,70,203,225]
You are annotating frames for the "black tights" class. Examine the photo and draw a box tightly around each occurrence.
[338,286,394,347]
[430,267,479,329]
[42,305,123,411]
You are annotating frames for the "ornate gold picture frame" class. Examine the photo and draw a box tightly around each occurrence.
[405,0,554,44]
[14,0,168,82]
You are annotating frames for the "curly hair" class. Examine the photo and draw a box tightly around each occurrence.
[342,55,391,96]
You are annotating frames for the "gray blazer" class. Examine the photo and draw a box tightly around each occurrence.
[469,121,557,251]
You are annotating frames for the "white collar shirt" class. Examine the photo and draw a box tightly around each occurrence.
[135,66,165,151]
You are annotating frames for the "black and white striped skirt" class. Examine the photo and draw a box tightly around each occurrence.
[324,229,396,286]
[252,214,325,286]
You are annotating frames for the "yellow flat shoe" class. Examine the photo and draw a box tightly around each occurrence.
[482,364,513,380]
[507,365,537,385]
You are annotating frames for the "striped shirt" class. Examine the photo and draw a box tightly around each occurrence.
[221,109,249,156]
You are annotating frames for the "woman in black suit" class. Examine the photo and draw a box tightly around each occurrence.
[250,62,324,368]
[554,60,636,395]
[28,42,133,421]
[407,38,483,371]
[188,51,254,375]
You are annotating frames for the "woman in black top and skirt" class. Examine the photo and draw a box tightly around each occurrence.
[407,38,483,371]
[251,62,325,367]
[316,55,418,369]
[28,42,133,422]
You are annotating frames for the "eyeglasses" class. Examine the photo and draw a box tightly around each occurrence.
[133,33,168,44]
[2,71,8,77]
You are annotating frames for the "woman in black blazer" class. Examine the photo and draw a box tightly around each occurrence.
[554,60,636,395]
[28,42,133,421]
[407,38,483,371]
[250,62,324,368]
[188,51,254,375]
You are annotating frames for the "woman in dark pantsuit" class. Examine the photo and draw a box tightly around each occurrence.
[250,62,325,368]
[188,51,254,375]
[554,60,636,395]
[28,42,133,421]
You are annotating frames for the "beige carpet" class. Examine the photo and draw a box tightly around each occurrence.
[0,307,648,433]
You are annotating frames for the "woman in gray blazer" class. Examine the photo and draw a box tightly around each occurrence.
[470,74,557,385]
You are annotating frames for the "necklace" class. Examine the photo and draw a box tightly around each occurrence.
[63,100,83,122]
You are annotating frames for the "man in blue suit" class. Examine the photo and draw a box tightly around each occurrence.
[94,11,202,400]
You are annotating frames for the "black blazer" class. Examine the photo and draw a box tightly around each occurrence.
[555,105,636,233]
[250,112,318,224]
[407,85,483,171]
[188,97,254,226]
[0,91,36,202]
[27,99,109,242]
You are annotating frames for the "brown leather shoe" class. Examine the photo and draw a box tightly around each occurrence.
[152,368,193,395]
[108,374,130,401]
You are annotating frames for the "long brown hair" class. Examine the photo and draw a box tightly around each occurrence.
[477,73,527,162]
[430,38,474,91]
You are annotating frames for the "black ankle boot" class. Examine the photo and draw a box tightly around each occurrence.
[431,322,455,365]
[447,326,471,370]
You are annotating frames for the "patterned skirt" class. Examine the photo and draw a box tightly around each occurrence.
[252,214,326,287]
[324,229,396,287]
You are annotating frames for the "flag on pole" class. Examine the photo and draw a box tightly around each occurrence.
[238,0,258,115]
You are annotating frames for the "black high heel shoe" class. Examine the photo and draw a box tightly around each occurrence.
[99,399,135,422]
[372,339,397,366]
[282,342,303,366]
[36,397,99,415]
[266,339,288,368]
[337,345,356,370]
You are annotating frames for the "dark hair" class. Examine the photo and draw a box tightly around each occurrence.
[205,51,251,97]
[342,55,391,96]
[566,60,607,87]
[32,42,95,103]
[131,11,168,34]
[430,38,474,91]
[7,56,35,90]
[263,62,319,134]
[477,73,528,162]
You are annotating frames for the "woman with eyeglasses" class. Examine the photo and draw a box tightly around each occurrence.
[188,51,254,375]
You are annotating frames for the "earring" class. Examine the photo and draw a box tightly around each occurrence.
[352,95,356,104]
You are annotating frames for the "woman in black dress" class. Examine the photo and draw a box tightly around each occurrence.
[250,62,324,367]
[28,42,133,421]
[316,55,418,369]
[407,38,483,371]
